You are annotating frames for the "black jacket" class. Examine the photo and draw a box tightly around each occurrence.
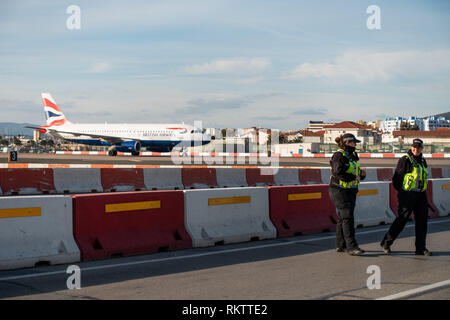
[329,148,365,188]
[392,149,428,191]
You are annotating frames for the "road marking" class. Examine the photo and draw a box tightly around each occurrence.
[1,217,450,282]
[376,279,450,300]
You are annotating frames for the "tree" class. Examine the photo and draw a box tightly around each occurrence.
[289,136,303,143]
[40,140,48,147]
[278,134,288,144]
[0,139,9,146]
[13,136,22,146]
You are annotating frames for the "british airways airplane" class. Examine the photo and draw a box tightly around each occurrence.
[27,93,212,156]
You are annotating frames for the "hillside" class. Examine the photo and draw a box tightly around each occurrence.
[433,111,450,119]
[0,122,39,138]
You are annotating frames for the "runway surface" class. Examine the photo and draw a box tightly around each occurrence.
[2,153,450,167]
[1,217,449,300]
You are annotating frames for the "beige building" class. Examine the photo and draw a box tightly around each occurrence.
[273,142,320,155]
[307,121,335,132]
[33,130,43,142]
[323,121,382,144]
[300,130,325,143]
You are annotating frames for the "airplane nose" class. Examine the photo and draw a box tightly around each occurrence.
[203,134,211,143]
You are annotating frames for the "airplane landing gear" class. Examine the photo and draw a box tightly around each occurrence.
[108,148,117,156]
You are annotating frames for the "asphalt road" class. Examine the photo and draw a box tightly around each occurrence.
[1,153,450,167]
[1,217,449,300]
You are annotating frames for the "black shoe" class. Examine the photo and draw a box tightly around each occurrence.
[415,249,432,256]
[336,247,346,253]
[348,248,365,256]
[380,243,391,255]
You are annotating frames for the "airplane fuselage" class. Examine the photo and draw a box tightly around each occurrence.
[48,123,211,152]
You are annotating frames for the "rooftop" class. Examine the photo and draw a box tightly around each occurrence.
[392,128,450,137]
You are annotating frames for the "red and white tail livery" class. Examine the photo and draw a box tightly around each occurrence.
[42,93,69,127]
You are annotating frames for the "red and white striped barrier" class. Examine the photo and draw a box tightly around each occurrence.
[1,166,449,196]
[54,151,450,158]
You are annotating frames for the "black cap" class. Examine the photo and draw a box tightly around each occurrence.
[411,138,424,148]
[342,133,361,143]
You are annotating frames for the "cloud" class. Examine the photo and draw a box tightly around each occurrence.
[84,62,112,74]
[292,108,328,115]
[252,115,286,121]
[286,50,450,82]
[174,92,284,118]
[184,58,270,75]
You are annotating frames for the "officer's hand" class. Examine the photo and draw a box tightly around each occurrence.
[360,170,366,180]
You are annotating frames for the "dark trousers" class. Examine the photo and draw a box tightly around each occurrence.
[329,186,359,250]
[381,190,428,251]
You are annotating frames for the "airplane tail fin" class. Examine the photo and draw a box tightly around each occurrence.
[41,93,70,127]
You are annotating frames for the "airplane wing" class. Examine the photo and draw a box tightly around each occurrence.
[44,127,139,145]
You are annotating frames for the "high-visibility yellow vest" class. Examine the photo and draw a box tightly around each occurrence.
[331,149,361,189]
[402,153,427,192]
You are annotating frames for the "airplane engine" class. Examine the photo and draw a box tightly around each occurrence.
[115,141,141,153]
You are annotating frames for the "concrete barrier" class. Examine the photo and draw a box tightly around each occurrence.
[0,168,56,195]
[182,167,218,189]
[298,168,323,184]
[53,168,103,193]
[443,168,450,178]
[430,178,450,217]
[0,195,80,270]
[73,191,191,261]
[269,185,337,237]
[216,168,248,187]
[320,168,331,185]
[376,168,393,182]
[184,187,276,247]
[143,167,183,190]
[245,168,275,186]
[354,182,396,227]
[389,181,439,220]
[101,168,146,192]
[273,168,300,186]
[361,168,378,182]
[429,168,443,179]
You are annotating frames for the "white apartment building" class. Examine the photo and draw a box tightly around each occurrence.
[381,116,450,133]
[381,116,420,134]
[420,116,450,131]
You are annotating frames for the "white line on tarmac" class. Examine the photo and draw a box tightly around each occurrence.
[1,217,450,282]
[376,279,450,300]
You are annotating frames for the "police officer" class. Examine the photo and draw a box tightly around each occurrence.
[380,138,432,256]
[329,133,367,255]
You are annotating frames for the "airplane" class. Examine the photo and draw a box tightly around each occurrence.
[26,93,212,156]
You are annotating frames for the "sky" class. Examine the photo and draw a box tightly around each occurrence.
[0,0,449,130]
